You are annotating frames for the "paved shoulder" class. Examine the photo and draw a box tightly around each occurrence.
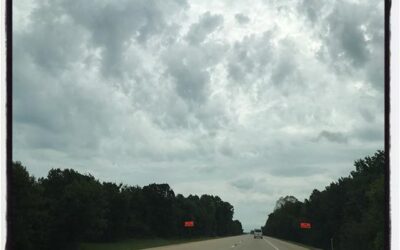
[263,236,317,250]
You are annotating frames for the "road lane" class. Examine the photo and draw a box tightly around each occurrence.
[143,234,315,250]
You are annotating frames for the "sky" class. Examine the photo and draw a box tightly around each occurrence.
[13,0,384,231]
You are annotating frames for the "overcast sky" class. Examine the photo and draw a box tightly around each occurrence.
[13,0,384,231]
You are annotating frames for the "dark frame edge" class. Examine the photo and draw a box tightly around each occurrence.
[384,0,391,249]
[5,0,12,249]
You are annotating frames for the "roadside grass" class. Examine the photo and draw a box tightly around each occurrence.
[79,237,218,250]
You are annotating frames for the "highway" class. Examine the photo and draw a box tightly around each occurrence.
[144,234,318,250]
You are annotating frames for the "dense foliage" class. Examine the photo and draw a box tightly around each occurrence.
[7,163,243,250]
[262,150,385,250]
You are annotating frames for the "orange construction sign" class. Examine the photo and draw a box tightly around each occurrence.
[300,222,312,229]
[184,221,194,227]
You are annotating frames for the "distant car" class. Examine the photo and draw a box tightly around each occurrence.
[253,229,263,239]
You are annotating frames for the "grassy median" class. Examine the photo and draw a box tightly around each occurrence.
[79,237,217,250]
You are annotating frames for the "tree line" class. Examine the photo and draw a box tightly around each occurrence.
[7,162,243,250]
[262,150,385,250]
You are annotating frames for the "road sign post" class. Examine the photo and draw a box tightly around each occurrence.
[184,221,194,238]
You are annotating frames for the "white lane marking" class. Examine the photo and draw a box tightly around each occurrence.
[263,238,280,250]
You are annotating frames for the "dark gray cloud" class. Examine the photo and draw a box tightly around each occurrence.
[325,2,369,67]
[305,0,384,92]
[317,130,348,144]
[61,0,188,77]
[235,13,250,24]
[227,31,274,83]
[231,177,255,190]
[269,165,325,177]
[297,0,327,24]
[359,108,375,123]
[270,54,297,87]
[186,12,224,45]
[13,12,87,75]
[353,126,384,143]
[162,42,227,105]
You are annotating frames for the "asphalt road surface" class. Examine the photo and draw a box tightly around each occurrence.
[144,235,318,250]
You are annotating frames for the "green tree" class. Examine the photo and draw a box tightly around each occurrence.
[8,163,245,249]
[40,169,108,249]
[142,184,177,237]
[263,150,385,250]
[7,162,49,250]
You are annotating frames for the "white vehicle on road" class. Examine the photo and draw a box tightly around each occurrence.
[253,229,263,239]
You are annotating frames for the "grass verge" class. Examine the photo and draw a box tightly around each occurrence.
[79,237,218,250]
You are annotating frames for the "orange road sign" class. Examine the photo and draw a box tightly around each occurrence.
[184,221,194,227]
[300,222,312,229]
